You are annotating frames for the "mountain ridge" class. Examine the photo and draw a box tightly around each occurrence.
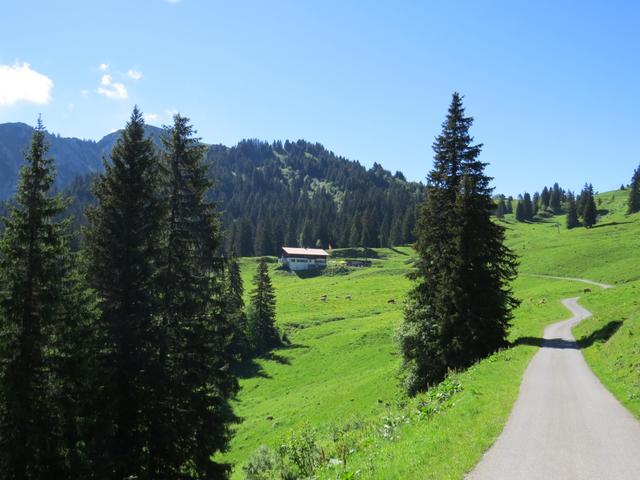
[0,123,424,253]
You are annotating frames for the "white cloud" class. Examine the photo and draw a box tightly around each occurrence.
[96,73,128,99]
[99,63,109,71]
[127,69,143,81]
[143,112,160,122]
[0,63,53,106]
[80,89,89,97]
[165,0,182,3]
[164,108,178,119]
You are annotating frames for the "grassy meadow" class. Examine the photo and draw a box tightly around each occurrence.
[223,189,639,479]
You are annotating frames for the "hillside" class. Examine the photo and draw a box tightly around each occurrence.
[0,123,100,199]
[223,188,639,479]
[0,124,423,253]
[0,122,164,199]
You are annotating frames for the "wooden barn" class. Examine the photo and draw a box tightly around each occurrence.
[279,247,329,271]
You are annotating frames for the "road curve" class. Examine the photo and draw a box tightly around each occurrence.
[466,297,640,480]
[527,274,614,289]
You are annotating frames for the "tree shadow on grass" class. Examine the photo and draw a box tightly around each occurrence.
[577,320,623,348]
[513,320,623,351]
[388,246,409,256]
[234,358,271,379]
[590,221,633,229]
[233,342,310,379]
[292,269,325,279]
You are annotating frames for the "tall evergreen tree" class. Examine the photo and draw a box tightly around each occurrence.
[532,192,540,215]
[522,192,533,220]
[158,114,238,478]
[550,182,562,213]
[540,186,550,209]
[0,120,95,478]
[581,183,597,228]
[566,191,580,229]
[399,93,518,394]
[628,163,640,214]
[576,186,587,218]
[85,107,166,478]
[226,254,250,359]
[247,258,279,353]
[515,200,526,222]
[495,195,507,219]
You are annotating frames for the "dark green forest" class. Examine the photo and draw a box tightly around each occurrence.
[62,138,424,254]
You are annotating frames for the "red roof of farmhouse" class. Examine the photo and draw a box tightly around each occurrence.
[281,247,329,257]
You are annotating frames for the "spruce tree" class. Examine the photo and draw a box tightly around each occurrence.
[227,254,250,359]
[550,182,562,213]
[515,201,526,222]
[576,186,587,218]
[541,186,550,209]
[399,93,518,394]
[522,192,533,220]
[628,164,640,214]
[247,257,279,353]
[158,114,238,478]
[85,107,165,478]
[0,120,95,478]
[566,191,580,229]
[582,183,597,228]
[495,195,507,218]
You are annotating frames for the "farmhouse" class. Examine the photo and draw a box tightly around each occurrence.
[279,247,329,271]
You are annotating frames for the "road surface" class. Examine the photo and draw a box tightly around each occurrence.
[466,297,640,480]
[527,274,614,290]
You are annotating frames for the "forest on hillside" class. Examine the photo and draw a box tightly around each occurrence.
[62,138,424,255]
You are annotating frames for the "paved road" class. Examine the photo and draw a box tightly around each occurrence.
[527,274,614,290]
[466,297,640,480]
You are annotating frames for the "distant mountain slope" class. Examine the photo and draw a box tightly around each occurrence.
[207,139,423,253]
[0,123,97,199]
[0,123,424,253]
[0,123,164,199]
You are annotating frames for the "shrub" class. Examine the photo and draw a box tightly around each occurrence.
[280,424,325,477]
[243,445,276,480]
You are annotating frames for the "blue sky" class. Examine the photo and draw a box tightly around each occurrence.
[1,1,638,195]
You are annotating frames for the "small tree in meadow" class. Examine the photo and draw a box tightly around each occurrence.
[247,258,280,353]
[566,192,580,229]
[628,164,640,214]
[581,183,597,228]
